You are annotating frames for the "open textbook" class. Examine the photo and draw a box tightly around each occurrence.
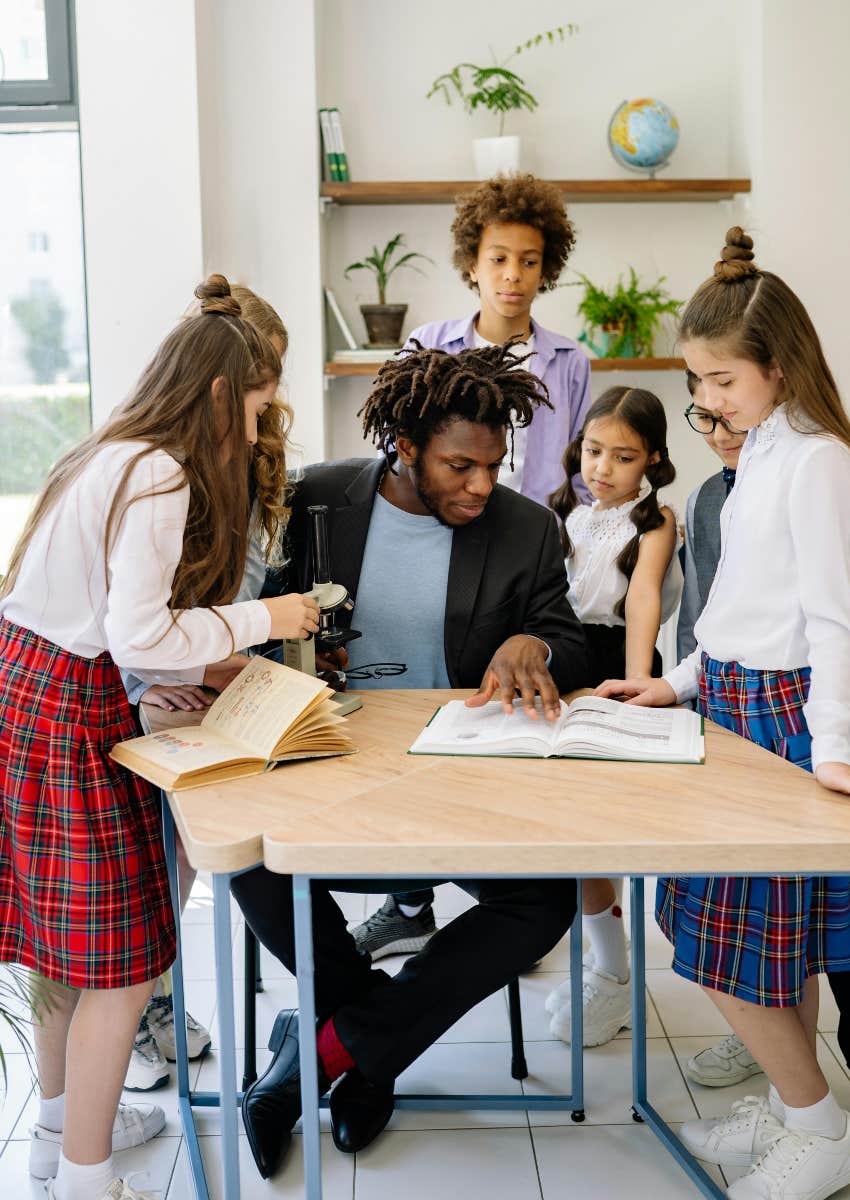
[111,657,355,790]
[409,695,704,764]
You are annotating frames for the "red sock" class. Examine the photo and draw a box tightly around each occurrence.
[316,1017,355,1082]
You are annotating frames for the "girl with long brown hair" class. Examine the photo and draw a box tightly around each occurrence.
[118,284,296,1094]
[546,386,681,1050]
[0,275,319,1200]
[598,229,850,1200]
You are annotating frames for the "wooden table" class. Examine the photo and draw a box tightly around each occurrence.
[148,689,850,1200]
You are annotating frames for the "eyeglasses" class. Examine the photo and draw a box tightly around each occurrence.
[684,403,747,436]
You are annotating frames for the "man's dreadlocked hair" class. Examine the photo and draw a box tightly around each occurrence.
[358,340,552,469]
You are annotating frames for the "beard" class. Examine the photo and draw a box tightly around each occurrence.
[410,462,463,527]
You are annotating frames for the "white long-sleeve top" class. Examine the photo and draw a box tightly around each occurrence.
[664,405,850,770]
[1,441,271,670]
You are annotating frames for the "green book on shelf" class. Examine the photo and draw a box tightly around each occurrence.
[408,695,705,764]
[318,108,339,181]
[328,106,350,181]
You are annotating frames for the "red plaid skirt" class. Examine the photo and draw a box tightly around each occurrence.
[0,619,176,988]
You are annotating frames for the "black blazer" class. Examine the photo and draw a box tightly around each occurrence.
[280,457,588,694]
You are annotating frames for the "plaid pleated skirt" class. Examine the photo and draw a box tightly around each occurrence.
[0,619,176,988]
[656,654,850,1006]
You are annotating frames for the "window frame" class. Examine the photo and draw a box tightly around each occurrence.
[0,0,76,120]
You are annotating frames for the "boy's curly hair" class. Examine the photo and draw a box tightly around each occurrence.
[451,174,576,292]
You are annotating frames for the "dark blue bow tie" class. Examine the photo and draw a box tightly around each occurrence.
[722,466,737,491]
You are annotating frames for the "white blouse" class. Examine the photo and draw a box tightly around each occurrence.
[664,405,850,770]
[565,483,683,626]
[1,441,271,670]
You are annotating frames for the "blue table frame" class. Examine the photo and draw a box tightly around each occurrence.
[163,796,729,1200]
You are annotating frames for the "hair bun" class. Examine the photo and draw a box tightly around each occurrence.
[713,227,760,283]
[194,273,242,317]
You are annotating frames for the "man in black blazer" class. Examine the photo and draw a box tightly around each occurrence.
[233,343,587,1179]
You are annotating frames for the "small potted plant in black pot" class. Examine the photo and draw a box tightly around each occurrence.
[344,234,434,348]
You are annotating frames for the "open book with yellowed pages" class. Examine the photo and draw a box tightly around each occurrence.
[111,657,355,791]
[409,695,704,764]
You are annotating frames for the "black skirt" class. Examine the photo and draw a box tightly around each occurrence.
[582,622,662,689]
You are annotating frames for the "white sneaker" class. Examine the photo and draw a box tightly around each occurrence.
[728,1118,850,1198]
[686,1033,765,1088]
[29,1103,166,1178]
[124,1013,170,1091]
[46,1179,161,1200]
[679,1095,784,1168]
[547,966,631,1047]
[144,987,211,1062]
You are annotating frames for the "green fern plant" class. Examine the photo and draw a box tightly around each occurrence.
[426,26,579,137]
[570,268,682,358]
[344,234,433,306]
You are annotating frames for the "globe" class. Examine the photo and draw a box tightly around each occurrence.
[608,98,680,176]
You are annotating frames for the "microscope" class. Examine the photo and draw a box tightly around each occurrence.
[283,504,362,716]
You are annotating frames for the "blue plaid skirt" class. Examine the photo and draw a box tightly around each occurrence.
[656,655,850,1006]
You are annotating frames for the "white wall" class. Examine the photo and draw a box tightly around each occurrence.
[195,0,326,469]
[317,0,750,512]
[750,0,850,397]
[75,0,204,424]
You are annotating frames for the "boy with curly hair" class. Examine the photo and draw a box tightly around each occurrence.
[406,173,592,510]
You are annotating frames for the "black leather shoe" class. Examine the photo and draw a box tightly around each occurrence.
[329,1067,395,1153]
[241,1009,330,1178]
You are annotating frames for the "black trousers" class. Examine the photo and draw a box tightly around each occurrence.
[828,970,850,1067]
[583,622,662,689]
[231,869,576,1084]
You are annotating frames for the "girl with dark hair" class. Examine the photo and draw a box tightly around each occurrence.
[545,385,682,1050]
[0,275,319,1200]
[598,228,850,1200]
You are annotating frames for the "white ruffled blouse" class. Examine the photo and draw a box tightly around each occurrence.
[565,482,683,626]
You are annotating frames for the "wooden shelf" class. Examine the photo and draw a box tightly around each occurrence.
[321,179,750,206]
[325,357,685,377]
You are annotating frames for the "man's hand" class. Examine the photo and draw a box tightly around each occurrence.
[466,634,560,721]
[315,646,349,690]
[203,654,252,694]
[140,683,214,713]
[816,761,850,795]
[593,677,677,707]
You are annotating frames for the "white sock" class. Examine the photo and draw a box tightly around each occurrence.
[398,902,425,918]
[768,1083,785,1122]
[584,900,629,983]
[38,1090,65,1133]
[783,1088,847,1140]
[53,1152,115,1200]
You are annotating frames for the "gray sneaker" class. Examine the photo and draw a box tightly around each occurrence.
[685,1033,764,1088]
[352,896,436,960]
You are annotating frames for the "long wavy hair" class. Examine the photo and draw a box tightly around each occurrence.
[550,386,676,618]
[1,275,282,641]
[229,285,293,564]
[679,226,850,449]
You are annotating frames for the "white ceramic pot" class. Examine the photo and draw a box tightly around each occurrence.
[472,135,521,180]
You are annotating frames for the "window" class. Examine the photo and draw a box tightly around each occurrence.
[0,0,74,111]
[0,2,87,574]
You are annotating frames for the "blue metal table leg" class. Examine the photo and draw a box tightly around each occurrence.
[213,872,241,1199]
[293,875,323,1200]
[161,793,210,1200]
[569,878,585,1120]
[630,878,725,1198]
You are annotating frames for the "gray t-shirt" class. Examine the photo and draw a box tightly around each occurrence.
[347,492,452,689]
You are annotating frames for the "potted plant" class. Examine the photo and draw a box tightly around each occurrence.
[570,268,682,359]
[344,234,434,348]
[426,25,578,178]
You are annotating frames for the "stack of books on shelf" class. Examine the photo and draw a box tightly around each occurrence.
[318,107,350,182]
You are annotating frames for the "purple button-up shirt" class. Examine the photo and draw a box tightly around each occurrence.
[407,314,592,507]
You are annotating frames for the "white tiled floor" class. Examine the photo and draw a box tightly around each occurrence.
[3,878,850,1199]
